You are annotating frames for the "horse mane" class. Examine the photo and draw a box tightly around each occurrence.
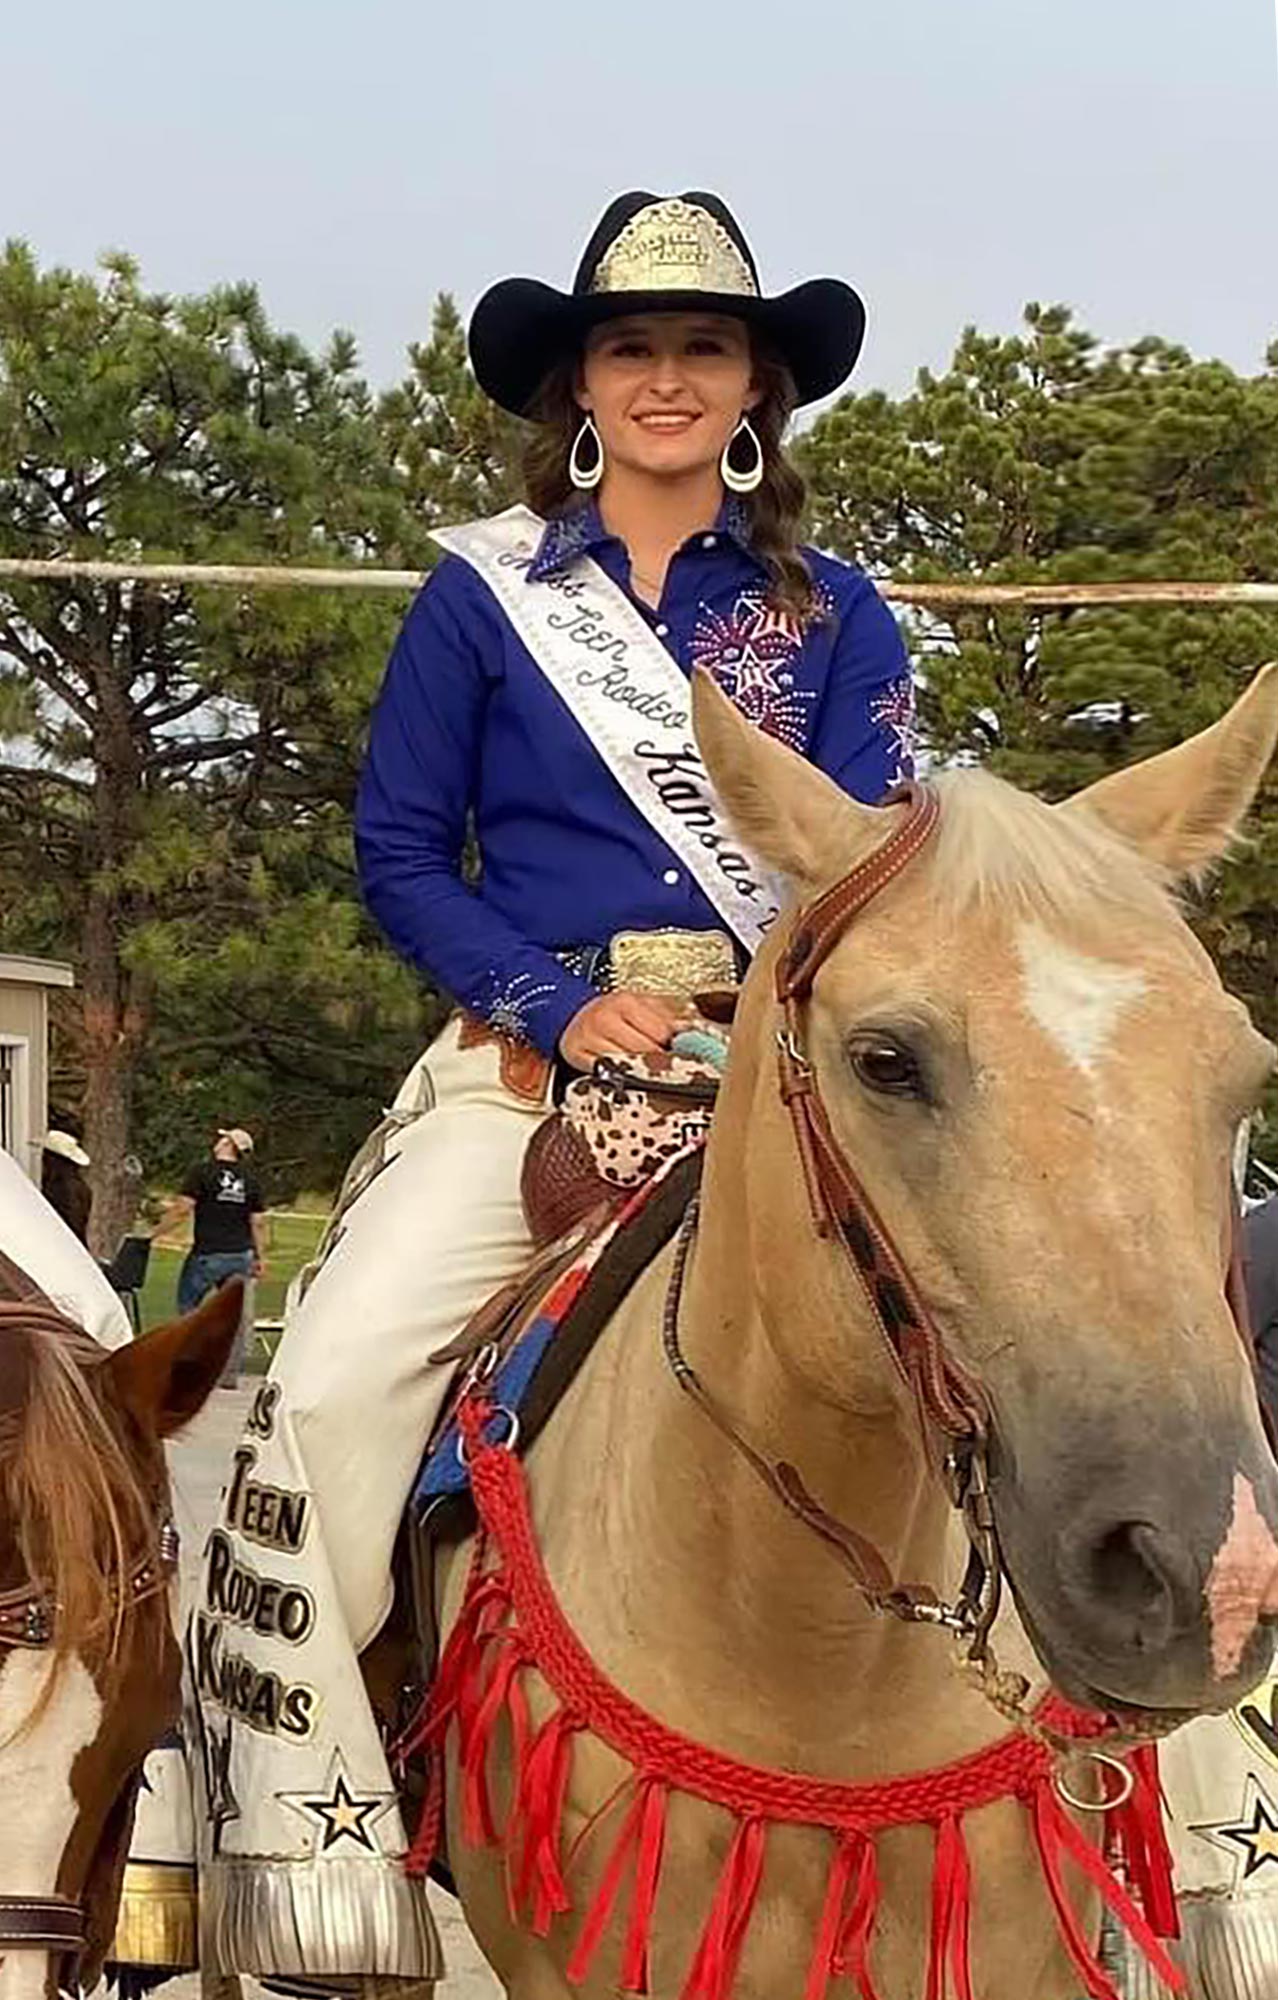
[927,768,1178,927]
[0,1300,158,1694]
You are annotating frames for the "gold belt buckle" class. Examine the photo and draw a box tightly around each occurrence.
[608,928,738,999]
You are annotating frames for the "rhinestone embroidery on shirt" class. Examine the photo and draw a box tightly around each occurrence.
[868,673,918,786]
[690,588,823,750]
[485,970,559,1043]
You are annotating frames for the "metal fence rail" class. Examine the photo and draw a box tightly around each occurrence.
[2,556,1278,609]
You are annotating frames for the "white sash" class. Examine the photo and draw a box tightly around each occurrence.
[431,506,785,952]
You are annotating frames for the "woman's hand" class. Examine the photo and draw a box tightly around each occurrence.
[559,991,691,1071]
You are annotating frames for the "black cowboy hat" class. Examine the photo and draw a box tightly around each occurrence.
[469,190,866,418]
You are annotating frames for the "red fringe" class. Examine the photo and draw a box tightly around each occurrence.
[462,1637,526,1846]
[679,1817,767,2000]
[1031,1781,1186,1999]
[513,1706,582,1934]
[404,1437,1187,2000]
[1112,1745,1179,1942]
[402,1567,510,1874]
[805,1832,882,2000]
[926,1817,974,2000]
[564,1777,668,1992]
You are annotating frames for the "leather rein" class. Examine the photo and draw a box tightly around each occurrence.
[662,782,1005,1660]
[0,1288,181,1965]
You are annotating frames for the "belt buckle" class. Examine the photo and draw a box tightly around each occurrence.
[608,928,738,999]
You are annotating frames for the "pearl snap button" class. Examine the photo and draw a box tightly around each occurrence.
[656,622,670,638]
[662,868,679,886]
[701,534,717,549]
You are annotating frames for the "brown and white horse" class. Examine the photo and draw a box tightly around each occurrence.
[419,666,1278,1999]
[0,1281,237,2000]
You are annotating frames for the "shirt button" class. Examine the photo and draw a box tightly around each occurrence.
[655,622,670,638]
[662,868,680,886]
[701,534,717,549]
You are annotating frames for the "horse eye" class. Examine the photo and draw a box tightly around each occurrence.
[847,1035,926,1099]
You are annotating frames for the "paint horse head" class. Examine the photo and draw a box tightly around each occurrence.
[0,1284,237,2000]
[695,663,1278,1717]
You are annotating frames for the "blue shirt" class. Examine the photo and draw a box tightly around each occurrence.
[355,502,915,1057]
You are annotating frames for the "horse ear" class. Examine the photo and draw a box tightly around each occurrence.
[691,670,892,890]
[1064,663,1278,879]
[104,1282,242,1438]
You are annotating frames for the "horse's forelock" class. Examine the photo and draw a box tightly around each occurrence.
[927,768,1179,929]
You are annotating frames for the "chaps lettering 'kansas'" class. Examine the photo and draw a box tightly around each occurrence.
[192,1610,316,1737]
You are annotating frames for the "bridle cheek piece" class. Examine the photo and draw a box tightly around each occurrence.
[665,783,1004,1654]
[0,1516,180,1965]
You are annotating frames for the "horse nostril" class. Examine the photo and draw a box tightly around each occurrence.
[1078,1521,1186,1653]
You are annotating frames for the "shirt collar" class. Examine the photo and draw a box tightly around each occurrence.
[527,495,759,584]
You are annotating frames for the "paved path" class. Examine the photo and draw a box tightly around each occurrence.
[165,1383,500,1998]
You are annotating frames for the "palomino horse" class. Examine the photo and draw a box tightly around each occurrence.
[410,666,1278,2000]
[0,1277,238,2000]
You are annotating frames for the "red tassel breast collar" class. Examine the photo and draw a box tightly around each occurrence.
[405,1396,1184,2000]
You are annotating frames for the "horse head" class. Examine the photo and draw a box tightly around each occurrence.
[694,662,1278,1722]
[0,1283,238,2000]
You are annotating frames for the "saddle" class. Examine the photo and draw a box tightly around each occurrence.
[410,1037,725,1534]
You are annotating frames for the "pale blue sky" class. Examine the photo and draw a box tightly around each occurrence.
[5,0,1277,399]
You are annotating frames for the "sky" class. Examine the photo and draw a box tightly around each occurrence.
[4,0,1277,403]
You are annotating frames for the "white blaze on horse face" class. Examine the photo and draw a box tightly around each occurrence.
[1015,923,1147,1079]
[0,1651,102,2000]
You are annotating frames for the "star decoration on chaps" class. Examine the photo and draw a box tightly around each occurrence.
[1193,1773,1278,1883]
[279,1767,396,1854]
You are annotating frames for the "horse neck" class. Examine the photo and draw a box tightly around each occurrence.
[540,999,1011,1776]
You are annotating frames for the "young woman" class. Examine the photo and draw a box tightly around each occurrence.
[192,190,918,1987]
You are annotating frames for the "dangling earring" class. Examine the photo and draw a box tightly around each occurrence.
[720,414,764,495]
[569,413,604,491]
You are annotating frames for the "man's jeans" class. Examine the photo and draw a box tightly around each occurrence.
[178,1249,253,1377]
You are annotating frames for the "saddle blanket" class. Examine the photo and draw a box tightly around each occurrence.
[412,1140,701,1515]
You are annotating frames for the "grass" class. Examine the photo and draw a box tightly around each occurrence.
[140,1206,329,1368]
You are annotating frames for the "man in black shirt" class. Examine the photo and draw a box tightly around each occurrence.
[173,1128,266,1342]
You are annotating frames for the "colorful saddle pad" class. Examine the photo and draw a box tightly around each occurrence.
[412,1142,702,1520]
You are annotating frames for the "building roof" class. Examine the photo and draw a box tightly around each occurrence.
[0,954,74,990]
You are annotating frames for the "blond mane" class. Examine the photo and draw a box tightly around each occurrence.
[927,768,1178,928]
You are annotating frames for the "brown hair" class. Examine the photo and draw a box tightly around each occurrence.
[522,338,820,623]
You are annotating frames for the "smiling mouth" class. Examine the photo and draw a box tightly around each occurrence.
[633,412,700,433]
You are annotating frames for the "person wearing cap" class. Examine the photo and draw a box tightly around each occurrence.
[171,1125,265,1318]
[194,192,917,1982]
[40,1123,93,1244]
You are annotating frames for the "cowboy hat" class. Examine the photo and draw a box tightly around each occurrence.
[43,1129,91,1167]
[469,190,866,418]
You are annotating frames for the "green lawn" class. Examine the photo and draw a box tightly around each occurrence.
[140,1208,329,1369]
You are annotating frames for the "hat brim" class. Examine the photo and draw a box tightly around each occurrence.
[469,276,865,418]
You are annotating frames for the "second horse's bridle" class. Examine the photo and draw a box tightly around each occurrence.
[0,1289,181,1973]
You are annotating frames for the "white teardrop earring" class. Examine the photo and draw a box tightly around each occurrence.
[569,413,605,491]
[720,414,764,495]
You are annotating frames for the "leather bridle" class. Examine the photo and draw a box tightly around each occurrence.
[662,781,1008,1653]
[0,1282,181,1970]
[663,777,1268,1702]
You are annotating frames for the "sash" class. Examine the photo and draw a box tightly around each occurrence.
[431,506,785,952]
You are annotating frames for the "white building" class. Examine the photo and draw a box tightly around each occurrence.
[0,954,74,1178]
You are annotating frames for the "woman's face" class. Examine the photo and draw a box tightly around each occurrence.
[577,312,757,485]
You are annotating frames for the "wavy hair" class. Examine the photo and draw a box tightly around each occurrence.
[522,340,820,624]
